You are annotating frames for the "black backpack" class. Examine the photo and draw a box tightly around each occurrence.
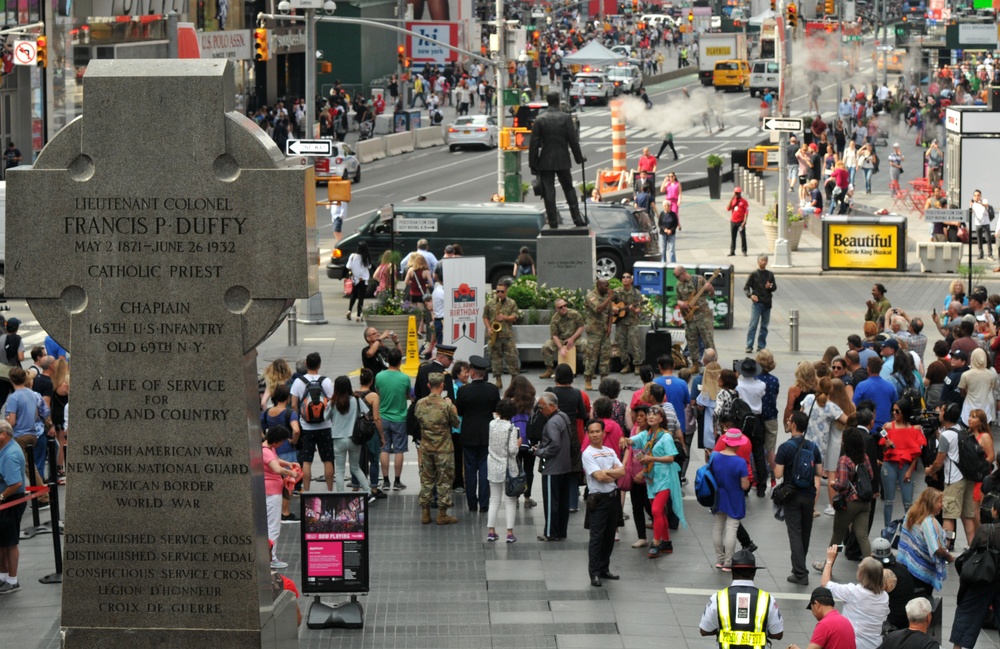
[728,396,759,442]
[853,462,874,501]
[3,333,21,366]
[790,438,817,489]
[527,406,546,444]
[957,427,992,483]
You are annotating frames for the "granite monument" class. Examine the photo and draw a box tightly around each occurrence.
[6,60,315,647]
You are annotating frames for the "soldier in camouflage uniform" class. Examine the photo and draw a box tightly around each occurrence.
[583,278,614,391]
[673,265,715,371]
[483,277,520,390]
[540,298,587,379]
[414,373,461,525]
[613,272,645,375]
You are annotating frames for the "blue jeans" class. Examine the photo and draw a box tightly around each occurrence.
[881,460,914,527]
[862,168,872,193]
[33,434,48,480]
[661,233,676,263]
[463,444,489,511]
[848,166,856,186]
[333,437,370,493]
[746,302,771,351]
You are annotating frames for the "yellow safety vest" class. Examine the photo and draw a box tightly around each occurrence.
[717,586,770,649]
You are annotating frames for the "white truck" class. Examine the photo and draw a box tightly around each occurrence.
[571,72,613,106]
[698,32,748,86]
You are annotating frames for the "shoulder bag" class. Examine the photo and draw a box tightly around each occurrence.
[350,396,378,446]
[959,524,998,585]
[504,423,527,498]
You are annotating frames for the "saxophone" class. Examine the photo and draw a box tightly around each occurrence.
[489,320,502,347]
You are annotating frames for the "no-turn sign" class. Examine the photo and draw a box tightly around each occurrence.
[12,41,36,66]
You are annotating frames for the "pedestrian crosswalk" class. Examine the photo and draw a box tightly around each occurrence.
[578,122,768,141]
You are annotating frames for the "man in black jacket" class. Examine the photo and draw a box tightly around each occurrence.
[529,91,586,229]
[659,208,678,263]
[455,355,500,512]
[743,254,776,353]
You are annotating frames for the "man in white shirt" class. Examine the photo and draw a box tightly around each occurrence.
[581,419,625,587]
[290,352,336,492]
[970,189,992,260]
[925,403,976,547]
[735,357,767,497]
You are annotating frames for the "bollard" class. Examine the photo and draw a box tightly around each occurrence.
[759,176,767,204]
[789,309,799,352]
[287,305,298,347]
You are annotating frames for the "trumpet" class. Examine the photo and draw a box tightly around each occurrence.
[489,320,503,347]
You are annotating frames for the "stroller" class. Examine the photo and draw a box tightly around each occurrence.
[358,119,374,141]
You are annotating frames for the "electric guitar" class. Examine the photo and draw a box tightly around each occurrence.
[681,268,721,321]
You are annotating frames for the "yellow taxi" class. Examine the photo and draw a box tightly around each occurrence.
[713,59,750,91]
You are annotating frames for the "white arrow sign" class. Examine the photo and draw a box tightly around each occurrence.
[762,117,804,132]
[285,139,334,156]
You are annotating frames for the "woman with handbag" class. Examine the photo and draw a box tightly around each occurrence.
[372,250,398,297]
[486,399,522,543]
[800,377,849,516]
[815,428,876,572]
[878,397,925,528]
[898,487,954,597]
[950,496,1000,649]
[327,376,373,500]
[967,409,996,530]
[621,405,686,558]
[504,375,537,508]
[625,404,654,548]
[345,241,372,321]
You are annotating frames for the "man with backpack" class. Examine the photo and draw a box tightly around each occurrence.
[924,403,983,548]
[735,358,768,498]
[774,410,824,585]
[290,353,335,492]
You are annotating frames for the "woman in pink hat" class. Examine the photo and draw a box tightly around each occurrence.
[710,428,751,570]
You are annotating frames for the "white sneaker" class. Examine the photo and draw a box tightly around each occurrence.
[270,559,289,570]
[631,539,648,548]
[823,506,836,516]
[614,531,620,542]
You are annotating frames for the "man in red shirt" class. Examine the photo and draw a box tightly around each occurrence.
[727,187,749,257]
[789,587,856,649]
[638,147,657,174]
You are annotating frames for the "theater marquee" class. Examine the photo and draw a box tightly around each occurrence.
[822,216,907,271]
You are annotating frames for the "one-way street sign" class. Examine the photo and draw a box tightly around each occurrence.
[285,139,334,157]
[762,117,804,132]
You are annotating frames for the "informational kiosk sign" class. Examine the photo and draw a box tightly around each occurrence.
[301,492,369,594]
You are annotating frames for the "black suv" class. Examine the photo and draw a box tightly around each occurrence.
[326,201,659,286]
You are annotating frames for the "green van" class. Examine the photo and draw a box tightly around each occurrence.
[326,201,660,286]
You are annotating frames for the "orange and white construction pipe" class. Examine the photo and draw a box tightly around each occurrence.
[610,99,627,172]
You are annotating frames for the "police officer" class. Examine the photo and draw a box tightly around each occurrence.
[699,549,785,648]
[414,373,460,525]
[614,272,645,375]
[674,265,715,371]
[540,299,586,380]
[529,90,587,229]
[483,278,520,390]
[583,278,614,391]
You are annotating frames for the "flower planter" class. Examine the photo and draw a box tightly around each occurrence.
[707,166,722,200]
[363,314,413,335]
[762,219,804,253]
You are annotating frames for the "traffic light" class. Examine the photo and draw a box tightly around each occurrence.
[825,0,835,14]
[688,12,694,22]
[35,36,46,68]
[499,127,531,151]
[404,57,411,69]
[253,29,268,62]
[771,0,776,9]
[786,3,797,27]
[397,45,405,66]
[319,62,332,74]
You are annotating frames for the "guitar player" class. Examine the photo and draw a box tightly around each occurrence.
[673,265,716,371]
[612,273,645,375]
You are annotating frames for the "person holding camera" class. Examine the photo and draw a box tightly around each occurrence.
[817,550,889,649]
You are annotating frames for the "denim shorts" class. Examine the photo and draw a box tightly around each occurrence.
[381,420,408,454]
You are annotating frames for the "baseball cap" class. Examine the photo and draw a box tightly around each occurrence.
[734,187,742,194]
[881,338,899,350]
[806,586,835,608]
[950,348,969,361]
[871,537,893,563]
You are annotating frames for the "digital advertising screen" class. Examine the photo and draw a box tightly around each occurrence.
[300,492,369,594]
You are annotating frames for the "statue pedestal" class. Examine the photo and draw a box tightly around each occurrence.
[536,226,596,291]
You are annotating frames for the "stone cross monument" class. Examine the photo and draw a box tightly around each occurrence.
[6,60,315,647]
